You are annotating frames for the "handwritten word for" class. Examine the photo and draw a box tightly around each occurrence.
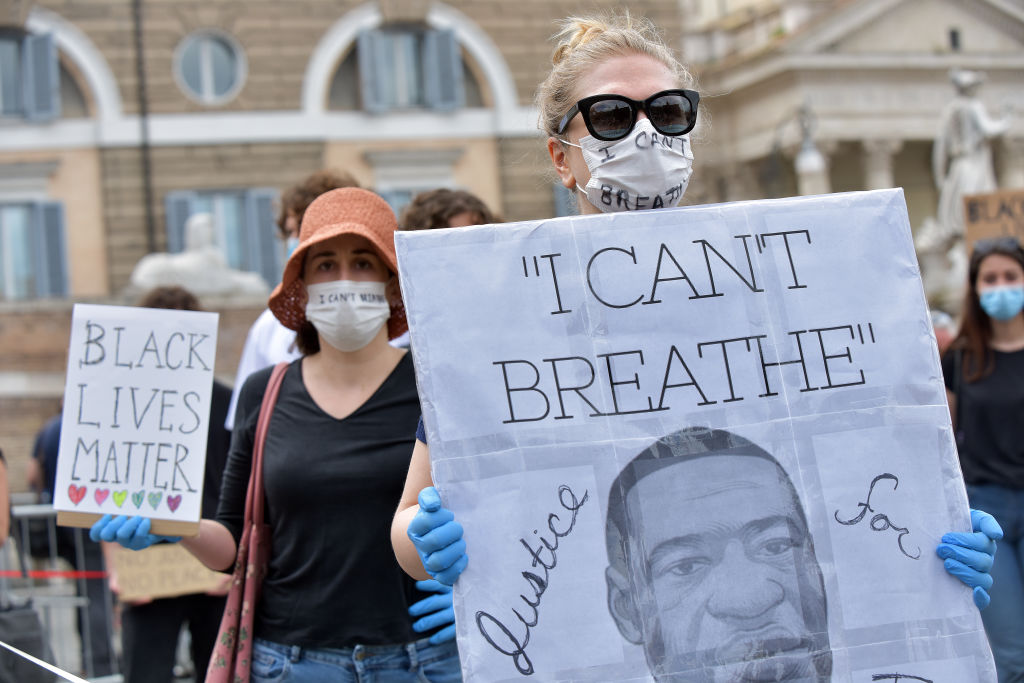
[834,473,920,560]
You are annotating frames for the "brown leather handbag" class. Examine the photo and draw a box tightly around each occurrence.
[206,362,288,683]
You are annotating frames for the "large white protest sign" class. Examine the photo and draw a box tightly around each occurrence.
[396,190,996,682]
[55,304,218,536]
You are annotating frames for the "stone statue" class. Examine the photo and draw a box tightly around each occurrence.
[130,213,269,297]
[917,69,1011,309]
[932,68,1010,241]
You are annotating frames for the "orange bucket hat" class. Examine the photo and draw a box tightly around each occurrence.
[268,187,407,340]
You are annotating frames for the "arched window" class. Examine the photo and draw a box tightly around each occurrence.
[327,23,482,113]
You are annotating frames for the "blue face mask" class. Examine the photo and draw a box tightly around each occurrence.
[979,285,1024,321]
[286,236,300,259]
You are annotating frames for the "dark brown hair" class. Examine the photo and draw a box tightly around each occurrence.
[277,170,360,238]
[949,238,1024,382]
[398,188,497,231]
[138,285,201,311]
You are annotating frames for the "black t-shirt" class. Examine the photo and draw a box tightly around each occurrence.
[217,355,431,648]
[942,347,1024,489]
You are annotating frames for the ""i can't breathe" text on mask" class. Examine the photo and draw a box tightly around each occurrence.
[563,119,695,214]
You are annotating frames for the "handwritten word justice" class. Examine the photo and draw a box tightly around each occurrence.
[475,485,589,676]
[493,322,876,424]
[520,230,811,315]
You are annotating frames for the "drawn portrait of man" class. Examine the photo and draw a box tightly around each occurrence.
[605,427,832,682]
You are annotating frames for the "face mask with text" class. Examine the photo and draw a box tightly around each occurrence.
[565,119,694,213]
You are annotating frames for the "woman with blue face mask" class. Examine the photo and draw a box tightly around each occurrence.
[942,236,1024,682]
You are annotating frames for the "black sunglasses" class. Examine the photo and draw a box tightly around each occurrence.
[557,89,700,142]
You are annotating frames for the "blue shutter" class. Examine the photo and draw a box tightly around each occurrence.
[30,202,67,298]
[245,188,280,287]
[553,182,576,217]
[358,29,392,114]
[422,29,463,111]
[22,33,60,122]
[164,191,197,253]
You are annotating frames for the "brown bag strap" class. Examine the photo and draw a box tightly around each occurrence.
[243,362,289,529]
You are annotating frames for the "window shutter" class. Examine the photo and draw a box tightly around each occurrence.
[164,191,197,253]
[245,188,281,288]
[422,29,463,111]
[358,29,392,114]
[22,33,61,122]
[377,189,413,218]
[30,201,67,297]
[553,182,576,217]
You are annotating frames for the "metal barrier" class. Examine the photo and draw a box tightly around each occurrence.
[4,502,122,682]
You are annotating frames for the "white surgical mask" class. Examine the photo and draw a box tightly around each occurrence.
[304,280,390,352]
[563,119,694,213]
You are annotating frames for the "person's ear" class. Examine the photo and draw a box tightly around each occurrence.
[606,565,644,644]
[548,137,576,190]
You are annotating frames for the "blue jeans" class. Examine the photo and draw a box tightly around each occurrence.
[250,636,462,683]
[968,484,1024,683]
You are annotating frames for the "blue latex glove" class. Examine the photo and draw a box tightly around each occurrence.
[89,514,181,551]
[936,509,1003,609]
[407,487,468,586]
[409,579,456,644]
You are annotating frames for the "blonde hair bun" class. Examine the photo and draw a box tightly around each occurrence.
[551,17,611,66]
[537,12,696,137]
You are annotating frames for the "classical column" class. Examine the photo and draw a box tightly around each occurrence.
[1000,138,1024,190]
[862,139,904,190]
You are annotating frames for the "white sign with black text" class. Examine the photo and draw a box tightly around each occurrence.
[54,304,218,534]
[396,190,995,683]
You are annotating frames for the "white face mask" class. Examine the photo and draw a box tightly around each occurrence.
[563,119,694,213]
[304,280,390,352]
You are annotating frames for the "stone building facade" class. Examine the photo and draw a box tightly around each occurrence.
[0,0,1022,486]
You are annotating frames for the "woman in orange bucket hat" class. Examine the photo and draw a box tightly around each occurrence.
[93,187,462,682]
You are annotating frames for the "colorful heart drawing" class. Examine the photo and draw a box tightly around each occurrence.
[112,490,128,508]
[68,485,86,505]
[166,495,182,513]
[94,488,110,505]
[131,491,145,508]
[148,492,162,510]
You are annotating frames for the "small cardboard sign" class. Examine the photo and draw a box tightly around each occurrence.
[112,544,225,601]
[963,188,1024,251]
[54,304,219,536]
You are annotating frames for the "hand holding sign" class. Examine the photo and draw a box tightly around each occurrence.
[90,514,181,550]
[408,487,468,586]
[935,509,1002,608]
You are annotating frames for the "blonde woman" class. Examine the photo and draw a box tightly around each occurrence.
[391,9,1002,665]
